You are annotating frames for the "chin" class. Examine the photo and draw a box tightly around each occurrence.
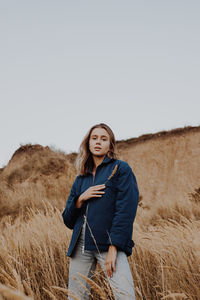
[93,152,105,157]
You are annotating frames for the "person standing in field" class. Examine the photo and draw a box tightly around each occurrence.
[62,123,139,300]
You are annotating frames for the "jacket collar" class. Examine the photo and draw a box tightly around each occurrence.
[88,155,114,173]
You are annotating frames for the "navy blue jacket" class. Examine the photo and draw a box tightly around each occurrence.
[62,155,139,257]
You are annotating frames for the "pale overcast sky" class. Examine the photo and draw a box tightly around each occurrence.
[0,1,200,167]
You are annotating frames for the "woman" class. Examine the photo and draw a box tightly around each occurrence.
[62,123,139,300]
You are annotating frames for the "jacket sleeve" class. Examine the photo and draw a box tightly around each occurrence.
[62,175,83,230]
[108,162,139,249]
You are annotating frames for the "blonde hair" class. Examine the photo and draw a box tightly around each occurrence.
[75,123,119,176]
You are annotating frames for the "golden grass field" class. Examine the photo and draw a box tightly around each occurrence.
[0,129,199,299]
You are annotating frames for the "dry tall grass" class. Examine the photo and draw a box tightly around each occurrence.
[0,144,199,299]
[0,187,199,299]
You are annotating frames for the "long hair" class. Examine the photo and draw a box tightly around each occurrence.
[75,123,119,176]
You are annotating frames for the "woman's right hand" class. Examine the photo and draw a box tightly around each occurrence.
[76,184,105,208]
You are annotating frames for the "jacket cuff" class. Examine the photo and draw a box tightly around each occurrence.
[69,195,82,212]
[106,236,126,249]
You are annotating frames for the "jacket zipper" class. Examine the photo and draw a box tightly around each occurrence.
[68,172,96,257]
[82,172,96,254]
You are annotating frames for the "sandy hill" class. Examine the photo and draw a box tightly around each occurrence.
[117,125,200,214]
[0,125,199,221]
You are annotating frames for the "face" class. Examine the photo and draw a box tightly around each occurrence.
[89,127,111,157]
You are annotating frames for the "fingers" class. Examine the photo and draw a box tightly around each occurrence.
[90,184,106,197]
[92,191,105,194]
[105,261,112,278]
[93,184,106,190]
[111,260,116,273]
[91,192,105,197]
[105,260,116,278]
[82,184,106,201]
[106,262,116,278]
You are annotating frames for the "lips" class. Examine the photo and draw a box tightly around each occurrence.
[94,147,101,150]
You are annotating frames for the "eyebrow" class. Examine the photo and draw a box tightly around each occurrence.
[91,134,108,138]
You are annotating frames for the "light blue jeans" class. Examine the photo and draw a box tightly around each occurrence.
[68,222,136,300]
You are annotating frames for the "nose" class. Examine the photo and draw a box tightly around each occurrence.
[96,139,101,145]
